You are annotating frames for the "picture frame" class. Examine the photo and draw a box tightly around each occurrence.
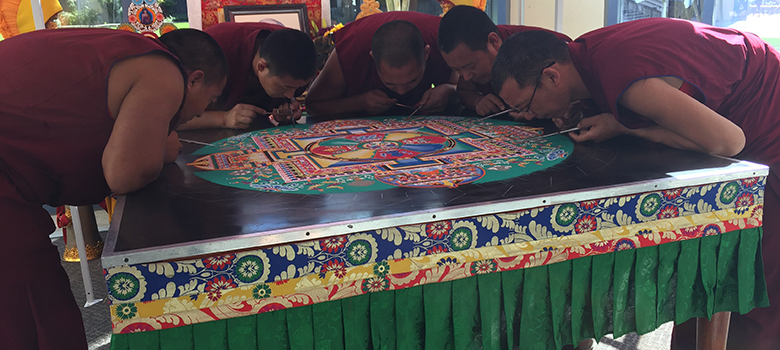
[222,4,309,33]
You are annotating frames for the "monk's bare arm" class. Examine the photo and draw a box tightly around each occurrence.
[103,54,185,194]
[305,49,372,115]
[619,77,745,156]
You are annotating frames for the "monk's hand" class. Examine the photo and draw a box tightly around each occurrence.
[225,103,267,129]
[289,100,303,122]
[164,131,182,164]
[552,101,585,130]
[271,100,301,124]
[474,94,505,116]
[569,112,627,143]
[418,85,455,114]
[361,90,396,115]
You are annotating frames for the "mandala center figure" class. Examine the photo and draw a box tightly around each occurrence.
[307,131,455,161]
[361,140,401,150]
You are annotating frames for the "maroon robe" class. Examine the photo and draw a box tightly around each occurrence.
[475,25,572,96]
[0,28,184,350]
[569,17,780,347]
[205,22,290,113]
[332,12,453,115]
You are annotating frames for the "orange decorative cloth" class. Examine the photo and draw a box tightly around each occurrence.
[0,0,62,38]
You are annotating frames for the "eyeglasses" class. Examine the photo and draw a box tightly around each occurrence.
[520,61,556,115]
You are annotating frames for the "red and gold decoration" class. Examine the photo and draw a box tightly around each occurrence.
[159,22,177,35]
[128,0,165,37]
[115,23,138,33]
[56,206,105,262]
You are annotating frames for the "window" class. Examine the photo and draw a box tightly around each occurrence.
[606,0,778,48]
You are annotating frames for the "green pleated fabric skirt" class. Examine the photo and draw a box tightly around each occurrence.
[109,227,768,350]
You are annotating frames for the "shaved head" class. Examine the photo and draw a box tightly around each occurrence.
[371,20,426,68]
[438,5,498,54]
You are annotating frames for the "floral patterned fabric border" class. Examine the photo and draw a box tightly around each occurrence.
[104,177,765,306]
[110,211,761,333]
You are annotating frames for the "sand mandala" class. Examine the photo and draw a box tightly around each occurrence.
[188,116,573,194]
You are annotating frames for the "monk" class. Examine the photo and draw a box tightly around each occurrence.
[437,5,570,116]
[0,28,227,350]
[178,22,317,130]
[305,12,457,117]
[491,18,780,349]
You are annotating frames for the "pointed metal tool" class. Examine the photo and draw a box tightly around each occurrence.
[522,127,582,143]
[406,104,424,117]
[395,102,424,117]
[479,107,519,121]
[179,138,215,147]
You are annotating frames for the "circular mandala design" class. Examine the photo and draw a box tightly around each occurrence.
[470,260,497,275]
[345,240,372,265]
[449,228,473,251]
[574,214,597,234]
[115,304,138,320]
[448,221,478,251]
[190,116,574,195]
[555,203,579,226]
[344,234,378,266]
[234,251,270,284]
[252,284,272,299]
[719,182,740,205]
[108,271,141,301]
[235,255,265,283]
[639,194,662,216]
[128,2,164,33]
[426,221,451,239]
[361,276,390,293]
[373,261,390,278]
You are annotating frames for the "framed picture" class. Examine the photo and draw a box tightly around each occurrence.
[222,4,309,32]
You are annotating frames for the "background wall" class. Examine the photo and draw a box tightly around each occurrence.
[510,0,605,39]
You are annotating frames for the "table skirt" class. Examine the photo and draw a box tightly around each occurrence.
[109,227,767,350]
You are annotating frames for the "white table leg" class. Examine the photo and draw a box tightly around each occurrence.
[69,205,104,307]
